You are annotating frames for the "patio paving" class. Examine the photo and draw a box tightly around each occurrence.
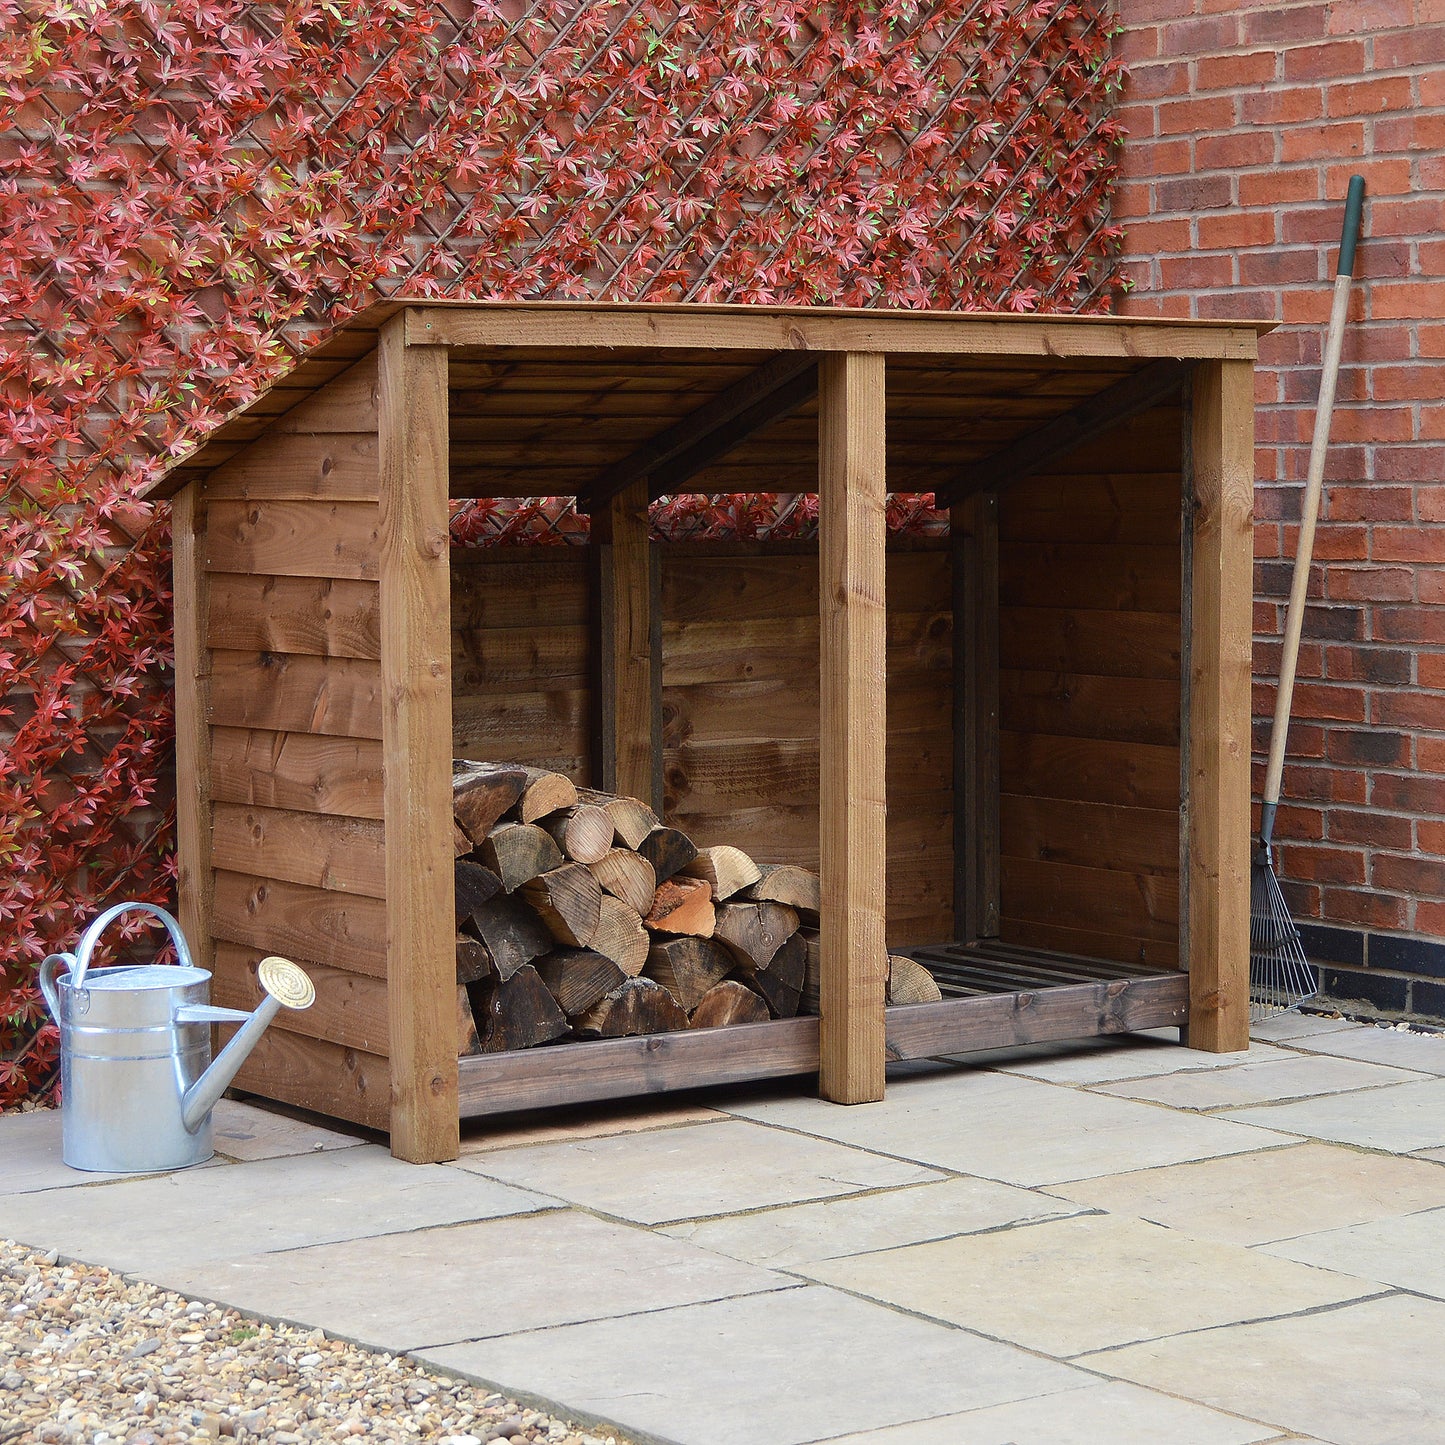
[4,1012,1443,1444]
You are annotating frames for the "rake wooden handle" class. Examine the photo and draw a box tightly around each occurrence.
[1261,176,1365,838]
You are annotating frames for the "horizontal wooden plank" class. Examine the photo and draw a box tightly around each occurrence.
[450,688,590,762]
[212,870,388,976]
[206,500,381,581]
[999,917,1181,970]
[457,1016,820,1117]
[1000,856,1180,942]
[212,942,390,1055]
[998,669,1180,747]
[999,542,1180,613]
[211,803,386,898]
[452,745,590,780]
[999,731,1180,810]
[209,650,383,740]
[1000,795,1179,878]
[269,354,379,434]
[999,607,1180,680]
[453,623,589,687]
[999,473,1181,545]
[208,574,380,660]
[884,973,1188,1059]
[204,433,380,502]
[229,1028,389,1132]
[451,555,589,629]
[209,727,385,819]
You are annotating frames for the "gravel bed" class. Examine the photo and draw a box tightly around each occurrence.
[1,1240,630,1445]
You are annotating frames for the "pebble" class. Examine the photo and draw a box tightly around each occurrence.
[0,1237,630,1445]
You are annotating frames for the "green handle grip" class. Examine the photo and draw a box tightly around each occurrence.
[1337,175,1365,276]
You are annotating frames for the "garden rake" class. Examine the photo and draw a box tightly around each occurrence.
[1252,175,1365,1019]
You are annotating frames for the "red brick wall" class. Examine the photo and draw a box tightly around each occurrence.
[1114,4,1445,1014]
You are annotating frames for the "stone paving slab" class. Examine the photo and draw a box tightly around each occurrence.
[452,1118,940,1224]
[1091,1054,1426,1112]
[798,1212,1374,1357]
[1272,1023,1445,1074]
[151,1209,793,1353]
[1258,1206,1445,1298]
[212,1098,366,1161]
[458,1099,727,1155]
[1048,1141,1445,1247]
[963,1038,1289,1087]
[420,1285,1087,1445]
[0,1146,555,1273]
[662,1175,1078,1268]
[814,1379,1285,1444]
[1078,1293,1444,1445]
[1247,1012,1360,1042]
[1221,1077,1445,1153]
[722,1069,1290,1185]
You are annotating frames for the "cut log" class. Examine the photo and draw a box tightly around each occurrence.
[454,859,503,926]
[574,977,688,1039]
[481,822,563,893]
[713,901,799,972]
[452,762,528,841]
[644,937,734,1012]
[456,934,492,986]
[636,825,698,884]
[534,948,627,1018]
[452,822,474,858]
[590,896,650,977]
[690,980,770,1030]
[521,863,603,948]
[588,847,656,916]
[887,954,944,1005]
[469,893,553,983]
[458,985,483,1054]
[578,788,659,849]
[467,965,569,1052]
[800,928,822,1015]
[683,845,762,901]
[749,930,806,1018]
[745,863,821,917]
[517,767,578,823]
[542,804,615,865]
[644,876,715,937]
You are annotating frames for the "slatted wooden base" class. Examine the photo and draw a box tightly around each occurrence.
[456,941,1189,1119]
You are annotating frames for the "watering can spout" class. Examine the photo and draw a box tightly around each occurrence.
[178,957,316,1134]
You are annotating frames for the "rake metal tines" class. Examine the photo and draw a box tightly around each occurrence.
[1250,853,1320,1022]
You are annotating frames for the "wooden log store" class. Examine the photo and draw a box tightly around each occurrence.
[146,302,1263,1163]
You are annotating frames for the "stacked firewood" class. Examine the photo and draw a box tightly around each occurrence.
[452,760,940,1054]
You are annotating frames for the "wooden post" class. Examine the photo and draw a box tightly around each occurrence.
[592,477,660,807]
[1184,359,1253,1052]
[818,352,888,1104]
[378,314,459,1160]
[950,493,1000,943]
[171,482,214,972]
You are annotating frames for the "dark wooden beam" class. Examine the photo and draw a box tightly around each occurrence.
[582,352,818,509]
[935,357,1196,507]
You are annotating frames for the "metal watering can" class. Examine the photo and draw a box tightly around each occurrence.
[39,902,315,1173]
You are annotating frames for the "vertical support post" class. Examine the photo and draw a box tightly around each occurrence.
[379,314,459,1160]
[950,493,1000,943]
[818,352,888,1104]
[591,477,660,807]
[171,482,214,973]
[1184,360,1253,1052]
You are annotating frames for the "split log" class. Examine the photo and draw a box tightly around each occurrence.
[888,954,944,1005]
[574,977,688,1039]
[458,985,483,1054]
[456,934,492,986]
[469,893,553,983]
[521,863,602,949]
[453,822,474,858]
[683,845,762,901]
[745,863,821,918]
[534,948,627,1018]
[454,859,503,927]
[636,825,698,884]
[690,980,770,1030]
[578,788,658,850]
[452,762,528,841]
[542,804,615,865]
[748,930,806,1018]
[517,767,578,823]
[644,937,734,1012]
[588,847,656,916]
[482,822,562,893]
[591,896,650,976]
[644,877,715,937]
[800,928,821,1015]
[713,901,799,973]
[467,965,569,1052]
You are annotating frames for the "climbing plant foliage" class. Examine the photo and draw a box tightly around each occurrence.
[0,0,1126,1102]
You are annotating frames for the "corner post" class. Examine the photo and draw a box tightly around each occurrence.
[379,313,459,1159]
[1185,359,1253,1052]
[818,352,888,1103]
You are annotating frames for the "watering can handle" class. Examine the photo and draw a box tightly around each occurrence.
[38,954,75,1019]
[65,902,194,992]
